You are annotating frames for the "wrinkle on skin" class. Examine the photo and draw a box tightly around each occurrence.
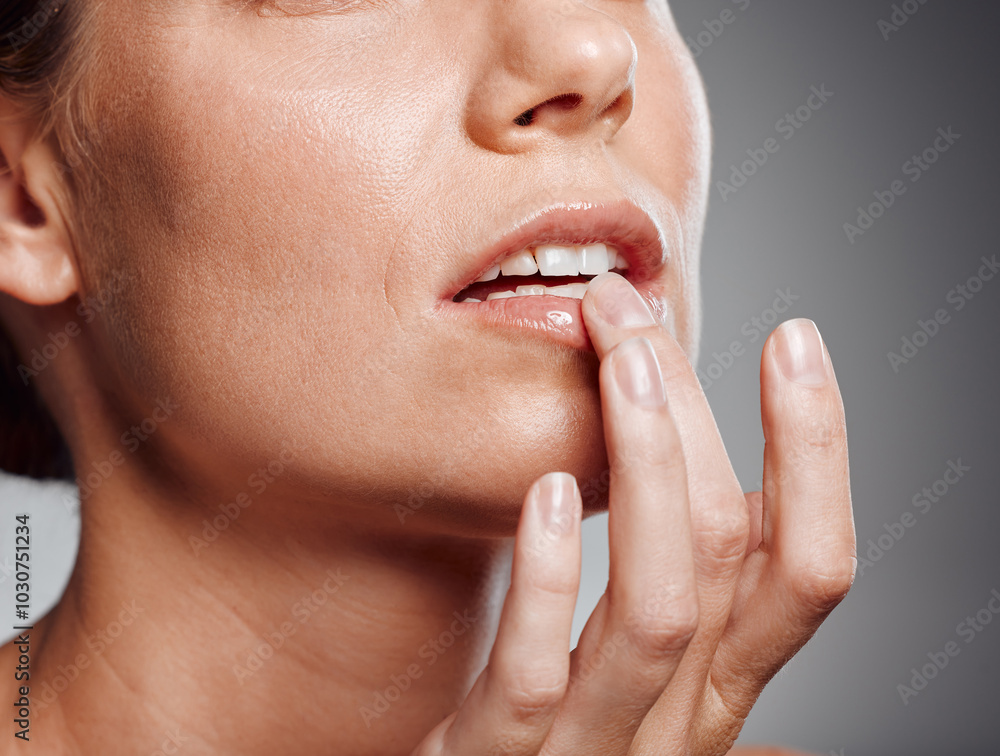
[0,0,711,752]
[384,206,418,332]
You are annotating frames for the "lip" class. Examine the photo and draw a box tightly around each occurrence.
[432,199,669,352]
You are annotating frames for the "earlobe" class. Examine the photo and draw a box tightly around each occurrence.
[0,117,80,307]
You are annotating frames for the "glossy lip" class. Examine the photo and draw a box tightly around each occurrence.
[432,199,669,352]
[441,198,667,301]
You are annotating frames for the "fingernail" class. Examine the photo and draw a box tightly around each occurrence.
[590,273,657,328]
[534,472,579,536]
[614,337,667,408]
[773,319,828,385]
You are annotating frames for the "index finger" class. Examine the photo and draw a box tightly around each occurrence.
[581,272,742,505]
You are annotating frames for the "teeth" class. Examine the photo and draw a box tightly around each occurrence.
[515,284,547,296]
[577,243,610,275]
[485,282,590,300]
[474,264,500,282]
[463,244,630,302]
[499,249,538,276]
[534,245,579,276]
[544,283,589,299]
[474,243,627,284]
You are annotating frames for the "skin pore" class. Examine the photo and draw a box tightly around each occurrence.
[0,0,854,754]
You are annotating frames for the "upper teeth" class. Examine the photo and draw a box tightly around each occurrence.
[472,242,627,284]
[458,243,629,303]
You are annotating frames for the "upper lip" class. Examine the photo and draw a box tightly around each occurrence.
[443,198,668,300]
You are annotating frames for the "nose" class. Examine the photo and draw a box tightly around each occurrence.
[464,0,637,153]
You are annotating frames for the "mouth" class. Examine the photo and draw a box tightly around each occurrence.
[435,199,668,352]
[450,242,630,302]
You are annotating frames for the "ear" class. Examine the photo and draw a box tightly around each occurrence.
[0,100,79,306]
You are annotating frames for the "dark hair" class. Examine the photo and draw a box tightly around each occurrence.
[1,2,73,114]
[0,0,77,480]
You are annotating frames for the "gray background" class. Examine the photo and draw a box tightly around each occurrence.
[2,1,999,754]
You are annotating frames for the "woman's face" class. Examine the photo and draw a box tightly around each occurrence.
[68,0,710,533]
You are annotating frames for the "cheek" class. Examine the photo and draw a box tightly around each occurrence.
[75,42,444,467]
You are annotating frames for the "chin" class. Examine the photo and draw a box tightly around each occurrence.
[405,427,611,539]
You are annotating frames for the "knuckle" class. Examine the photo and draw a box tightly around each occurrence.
[690,684,748,754]
[497,668,567,724]
[788,403,846,456]
[693,491,750,562]
[623,590,700,658]
[787,556,856,614]
[527,569,580,600]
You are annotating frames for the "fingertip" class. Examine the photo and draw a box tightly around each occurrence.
[529,471,582,538]
[768,319,829,387]
[580,272,661,359]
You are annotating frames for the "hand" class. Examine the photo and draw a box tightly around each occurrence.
[411,272,857,755]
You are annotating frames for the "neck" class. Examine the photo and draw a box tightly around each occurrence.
[6,469,512,755]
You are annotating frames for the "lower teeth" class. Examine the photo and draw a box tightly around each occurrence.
[462,281,591,303]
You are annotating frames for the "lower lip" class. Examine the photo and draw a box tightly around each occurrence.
[437,295,595,351]
[433,279,665,353]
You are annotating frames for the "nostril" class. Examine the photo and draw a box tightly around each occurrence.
[512,93,584,127]
[545,93,583,111]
